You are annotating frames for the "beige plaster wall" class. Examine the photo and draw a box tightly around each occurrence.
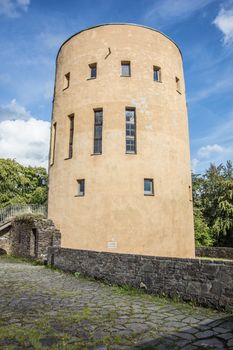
[48,24,195,258]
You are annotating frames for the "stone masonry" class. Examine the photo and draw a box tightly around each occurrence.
[48,247,233,312]
[0,216,61,261]
[2,256,233,349]
[196,246,233,260]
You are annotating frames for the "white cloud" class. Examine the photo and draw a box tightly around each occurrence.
[0,99,32,121]
[191,158,199,172]
[144,0,216,25]
[0,0,30,18]
[213,7,233,44]
[198,144,224,158]
[0,118,50,168]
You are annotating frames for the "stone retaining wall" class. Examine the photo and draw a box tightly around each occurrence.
[196,246,233,260]
[48,247,233,311]
[0,217,61,261]
[0,233,10,254]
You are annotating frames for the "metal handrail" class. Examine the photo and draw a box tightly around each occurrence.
[0,204,47,225]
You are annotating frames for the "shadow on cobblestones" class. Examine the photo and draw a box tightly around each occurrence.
[0,256,233,350]
[135,316,233,350]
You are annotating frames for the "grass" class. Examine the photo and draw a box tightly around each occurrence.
[0,254,44,265]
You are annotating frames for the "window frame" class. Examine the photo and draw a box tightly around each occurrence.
[67,114,74,159]
[121,61,131,77]
[89,63,97,79]
[76,179,85,197]
[93,108,103,155]
[153,66,161,82]
[144,178,154,196]
[125,107,136,154]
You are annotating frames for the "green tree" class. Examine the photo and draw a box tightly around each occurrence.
[0,159,48,208]
[192,173,213,246]
[192,161,233,247]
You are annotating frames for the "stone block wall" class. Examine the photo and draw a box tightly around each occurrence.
[0,233,10,254]
[48,247,233,311]
[196,246,233,260]
[0,217,61,261]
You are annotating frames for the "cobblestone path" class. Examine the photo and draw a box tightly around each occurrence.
[0,257,233,350]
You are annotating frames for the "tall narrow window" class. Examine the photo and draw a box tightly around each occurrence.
[63,72,70,90]
[121,61,131,76]
[144,179,154,196]
[153,66,161,82]
[50,122,57,165]
[77,179,85,196]
[89,63,97,78]
[176,77,181,93]
[125,108,136,153]
[93,109,103,154]
[68,114,74,159]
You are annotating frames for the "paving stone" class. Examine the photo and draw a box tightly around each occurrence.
[176,332,195,341]
[218,333,233,340]
[195,330,215,338]
[0,257,231,349]
[193,337,225,348]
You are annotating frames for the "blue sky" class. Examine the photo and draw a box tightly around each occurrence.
[0,0,232,172]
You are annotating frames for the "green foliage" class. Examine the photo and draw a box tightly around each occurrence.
[194,207,213,247]
[193,160,233,247]
[13,213,44,223]
[0,159,48,209]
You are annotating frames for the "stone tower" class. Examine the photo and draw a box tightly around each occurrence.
[48,24,195,258]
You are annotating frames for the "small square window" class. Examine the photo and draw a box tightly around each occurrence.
[153,66,161,82]
[89,63,97,79]
[77,179,85,196]
[144,179,154,196]
[63,72,70,90]
[176,77,181,93]
[121,61,131,77]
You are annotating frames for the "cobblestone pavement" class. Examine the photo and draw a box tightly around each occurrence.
[0,257,233,350]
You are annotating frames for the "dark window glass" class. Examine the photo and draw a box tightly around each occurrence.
[125,109,136,153]
[153,66,161,82]
[89,63,97,78]
[77,179,85,196]
[121,62,131,76]
[144,179,154,195]
[94,110,103,154]
[68,114,74,158]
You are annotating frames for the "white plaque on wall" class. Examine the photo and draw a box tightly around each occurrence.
[107,241,117,249]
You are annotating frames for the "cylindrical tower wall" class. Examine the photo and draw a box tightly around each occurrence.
[48,24,195,258]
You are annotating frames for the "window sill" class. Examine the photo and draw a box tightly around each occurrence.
[121,75,131,77]
[74,195,85,197]
[125,152,137,155]
[64,157,72,160]
[144,193,154,196]
[91,153,102,156]
[154,80,162,83]
[87,77,96,80]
